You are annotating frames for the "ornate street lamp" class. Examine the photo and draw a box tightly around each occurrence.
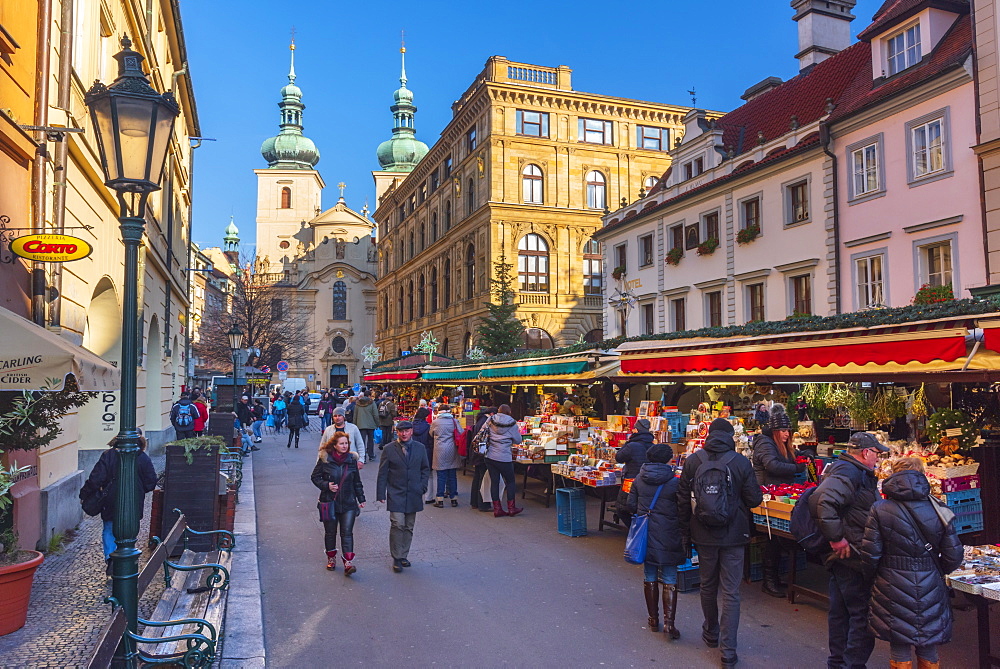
[84,36,179,666]
[227,324,244,408]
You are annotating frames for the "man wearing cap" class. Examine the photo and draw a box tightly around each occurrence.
[810,432,887,669]
[325,407,365,467]
[376,420,430,572]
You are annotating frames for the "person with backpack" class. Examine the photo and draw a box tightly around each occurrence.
[469,402,497,511]
[170,393,198,439]
[751,403,807,598]
[615,418,656,527]
[485,404,524,518]
[861,457,963,669]
[353,391,380,462]
[623,443,684,639]
[377,392,397,449]
[272,395,287,434]
[676,417,762,669]
[285,393,306,448]
[809,431,887,669]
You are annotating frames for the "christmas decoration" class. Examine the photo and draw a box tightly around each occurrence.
[361,344,381,366]
[414,330,439,356]
[466,346,486,360]
[926,408,978,451]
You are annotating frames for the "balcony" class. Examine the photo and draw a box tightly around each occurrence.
[584,295,603,308]
[517,292,551,306]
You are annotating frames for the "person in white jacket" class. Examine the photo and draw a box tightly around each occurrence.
[323,407,366,467]
[485,404,524,517]
[430,405,462,507]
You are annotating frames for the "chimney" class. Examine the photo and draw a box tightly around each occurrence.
[742,76,784,102]
[791,0,857,71]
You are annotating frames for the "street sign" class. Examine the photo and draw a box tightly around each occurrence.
[276,360,289,372]
[352,383,361,393]
[308,374,314,381]
[260,365,270,373]
[401,350,411,356]
[278,372,288,380]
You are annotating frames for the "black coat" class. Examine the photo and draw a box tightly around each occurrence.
[751,433,802,485]
[810,453,880,572]
[625,462,684,567]
[310,453,365,513]
[286,399,306,429]
[376,438,430,513]
[861,470,964,646]
[235,401,253,427]
[615,432,655,480]
[411,420,431,449]
[81,447,158,521]
[676,432,762,548]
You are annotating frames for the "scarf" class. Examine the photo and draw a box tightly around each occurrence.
[331,449,351,465]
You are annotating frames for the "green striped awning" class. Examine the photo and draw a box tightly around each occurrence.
[422,359,589,382]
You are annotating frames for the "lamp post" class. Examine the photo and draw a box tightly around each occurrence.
[227,324,244,409]
[84,36,179,666]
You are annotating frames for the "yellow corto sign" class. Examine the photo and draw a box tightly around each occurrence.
[11,234,93,263]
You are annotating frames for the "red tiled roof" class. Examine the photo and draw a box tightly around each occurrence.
[858,0,968,41]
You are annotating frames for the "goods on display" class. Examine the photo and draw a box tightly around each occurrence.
[947,545,1000,600]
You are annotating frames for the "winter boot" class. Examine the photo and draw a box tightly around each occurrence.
[761,565,786,598]
[506,499,523,517]
[492,501,508,517]
[643,581,660,631]
[294,434,300,448]
[342,552,357,576]
[434,496,444,508]
[663,584,680,640]
[286,436,292,449]
[325,550,337,571]
[889,662,913,669]
[916,660,938,669]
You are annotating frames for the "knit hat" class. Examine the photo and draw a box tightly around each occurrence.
[635,418,652,433]
[332,407,346,417]
[647,444,673,463]
[709,417,735,435]
[768,403,791,431]
[414,407,430,421]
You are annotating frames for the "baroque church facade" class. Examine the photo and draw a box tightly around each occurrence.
[254,43,377,390]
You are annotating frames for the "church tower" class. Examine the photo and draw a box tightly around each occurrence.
[223,216,240,266]
[372,44,429,203]
[255,40,325,269]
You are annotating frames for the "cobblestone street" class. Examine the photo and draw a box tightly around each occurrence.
[0,455,165,669]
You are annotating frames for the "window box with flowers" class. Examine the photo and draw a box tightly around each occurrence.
[611,266,627,281]
[697,238,719,256]
[665,247,683,266]
[736,223,761,245]
[913,283,953,305]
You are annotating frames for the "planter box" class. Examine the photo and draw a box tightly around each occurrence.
[161,442,223,554]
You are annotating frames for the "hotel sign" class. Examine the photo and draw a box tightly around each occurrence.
[11,234,93,262]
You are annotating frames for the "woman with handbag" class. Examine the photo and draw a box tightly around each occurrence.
[311,431,365,575]
[485,404,523,517]
[861,457,963,669]
[430,405,461,507]
[623,444,683,639]
[318,392,334,431]
[286,394,306,448]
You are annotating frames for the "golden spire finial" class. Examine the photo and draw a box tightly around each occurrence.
[290,26,296,50]
[400,29,405,54]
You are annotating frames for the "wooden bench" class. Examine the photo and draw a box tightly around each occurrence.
[88,509,235,669]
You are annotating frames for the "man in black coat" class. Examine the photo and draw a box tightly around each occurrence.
[469,403,497,511]
[810,432,887,669]
[376,421,430,573]
[677,418,762,669]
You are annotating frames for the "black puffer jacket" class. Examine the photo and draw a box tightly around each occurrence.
[810,453,880,573]
[677,431,762,547]
[625,462,684,566]
[751,432,803,485]
[310,453,365,513]
[286,399,306,429]
[615,431,655,480]
[861,470,964,646]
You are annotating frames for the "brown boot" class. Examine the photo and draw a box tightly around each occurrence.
[643,581,659,631]
[889,662,913,669]
[663,584,680,640]
[916,659,938,669]
[325,550,337,571]
[342,552,357,576]
[506,499,523,517]
[492,501,508,517]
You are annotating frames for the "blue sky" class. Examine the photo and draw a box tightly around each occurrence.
[181,0,883,250]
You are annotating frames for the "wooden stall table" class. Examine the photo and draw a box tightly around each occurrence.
[512,461,553,508]
[753,523,829,606]
[950,590,1000,668]
[552,473,626,531]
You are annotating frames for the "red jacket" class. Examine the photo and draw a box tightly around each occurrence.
[193,400,209,432]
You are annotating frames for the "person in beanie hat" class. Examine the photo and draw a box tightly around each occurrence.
[615,418,656,526]
[677,416,762,668]
[624,443,684,639]
[751,403,807,597]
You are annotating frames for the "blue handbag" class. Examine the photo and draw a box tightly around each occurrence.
[623,483,665,565]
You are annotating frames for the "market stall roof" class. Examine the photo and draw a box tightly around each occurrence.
[0,308,120,391]
[420,351,619,385]
[615,315,1000,382]
[363,370,421,383]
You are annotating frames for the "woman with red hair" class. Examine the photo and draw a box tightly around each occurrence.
[311,430,365,574]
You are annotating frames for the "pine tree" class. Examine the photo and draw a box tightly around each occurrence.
[476,257,525,356]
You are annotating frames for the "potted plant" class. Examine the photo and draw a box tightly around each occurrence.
[0,462,42,636]
[912,283,953,305]
[665,247,683,266]
[697,238,720,256]
[736,223,761,245]
[611,265,627,281]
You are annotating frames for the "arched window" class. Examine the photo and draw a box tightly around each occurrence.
[430,267,439,312]
[444,201,452,231]
[332,280,347,320]
[419,224,425,252]
[644,176,659,192]
[583,239,603,295]
[523,327,554,350]
[280,187,291,209]
[465,178,475,216]
[408,231,415,259]
[465,244,476,298]
[397,286,404,323]
[463,332,473,355]
[586,171,606,210]
[417,275,425,318]
[407,280,414,321]
[442,338,449,357]
[583,328,603,343]
[443,258,452,308]
[522,164,543,204]
[431,213,438,242]
[518,233,549,293]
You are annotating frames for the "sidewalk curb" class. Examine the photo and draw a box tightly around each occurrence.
[220,455,266,668]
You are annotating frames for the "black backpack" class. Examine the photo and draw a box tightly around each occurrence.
[378,401,392,419]
[80,452,116,516]
[790,485,830,555]
[691,450,738,528]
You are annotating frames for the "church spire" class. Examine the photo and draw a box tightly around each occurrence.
[260,37,320,169]
[375,37,428,173]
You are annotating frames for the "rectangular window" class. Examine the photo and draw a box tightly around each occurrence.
[467,127,477,152]
[637,125,670,151]
[703,211,720,241]
[642,303,655,335]
[271,298,283,320]
[887,24,921,76]
[430,169,439,193]
[787,180,809,224]
[670,225,683,251]
[856,255,885,309]
[706,291,723,328]
[684,158,704,180]
[671,298,686,332]
[443,157,452,178]
[790,274,812,316]
[912,118,944,178]
[583,255,603,295]
[419,184,427,204]
[852,143,879,196]
[614,243,627,272]
[747,283,765,322]
[920,241,953,288]
[517,110,549,137]
[639,234,654,267]
[579,118,613,145]
[398,205,406,223]
[741,197,760,230]
[409,194,416,214]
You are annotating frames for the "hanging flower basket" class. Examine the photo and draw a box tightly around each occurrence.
[665,248,683,266]
[697,238,719,256]
[611,266,627,281]
[736,224,761,245]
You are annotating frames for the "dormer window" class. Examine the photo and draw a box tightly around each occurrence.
[683,158,704,181]
[887,24,921,76]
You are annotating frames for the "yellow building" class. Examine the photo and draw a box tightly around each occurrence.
[372,56,693,357]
